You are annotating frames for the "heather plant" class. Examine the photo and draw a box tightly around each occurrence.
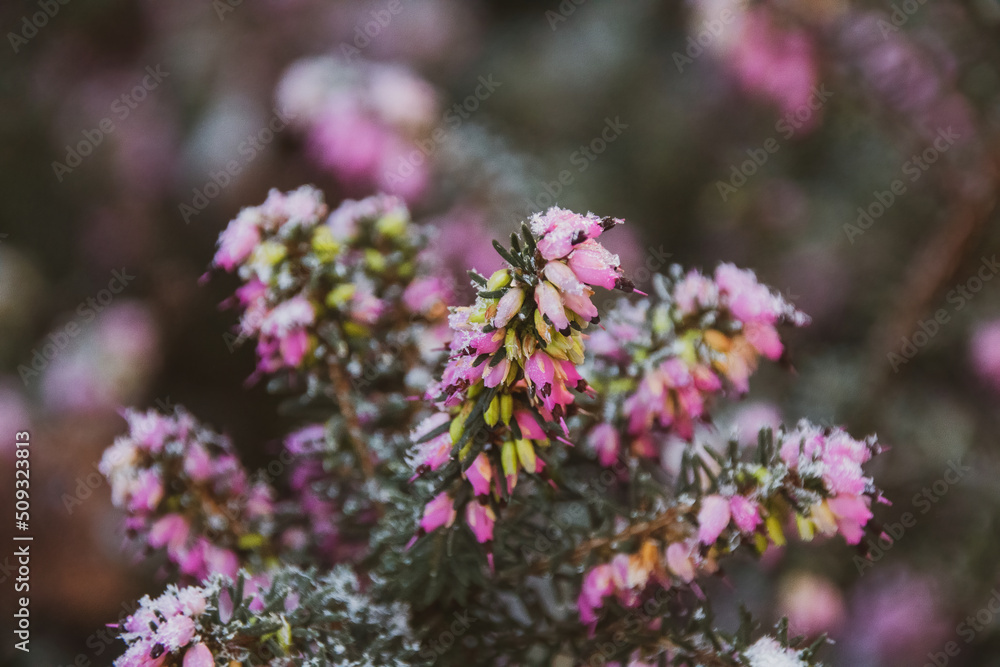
[103,187,888,666]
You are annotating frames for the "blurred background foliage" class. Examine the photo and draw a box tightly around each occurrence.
[1,0,1000,665]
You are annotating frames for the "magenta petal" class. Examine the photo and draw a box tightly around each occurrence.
[697,495,732,544]
[183,644,214,667]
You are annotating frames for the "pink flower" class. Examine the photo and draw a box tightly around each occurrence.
[482,357,511,388]
[183,443,213,482]
[261,296,315,337]
[531,208,604,260]
[588,423,620,467]
[726,8,820,133]
[827,494,873,545]
[568,240,622,290]
[514,410,546,440]
[410,413,452,473]
[743,322,783,360]
[203,543,239,579]
[525,351,555,393]
[465,501,496,543]
[420,492,456,533]
[543,261,585,296]
[666,541,697,582]
[578,564,616,627]
[214,214,261,271]
[535,281,569,332]
[493,288,525,328]
[148,514,189,553]
[970,319,1000,392]
[183,644,214,667]
[465,453,493,496]
[403,276,450,315]
[157,614,196,651]
[130,469,164,513]
[280,329,310,366]
[697,494,732,544]
[562,291,598,322]
[729,495,762,533]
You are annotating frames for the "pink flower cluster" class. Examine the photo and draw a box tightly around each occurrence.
[215,188,450,378]
[99,409,274,581]
[725,7,821,134]
[777,420,880,545]
[115,584,214,667]
[276,57,439,202]
[576,421,883,630]
[585,264,808,464]
[414,208,631,546]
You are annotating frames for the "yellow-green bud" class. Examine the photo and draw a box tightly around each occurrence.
[515,438,536,473]
[505,328,520,360]
[795,514,815,542]
[765,514,786,547]
[485,395,501,427]
[252,241,287,267]
[325,284,357,308]
[364,248,387,273]
[500,393,513,424]
[450,402,473,444]
[311,226,341,262]
[375,211,408,238]
[501,440,518,478]
[487,268,512,291]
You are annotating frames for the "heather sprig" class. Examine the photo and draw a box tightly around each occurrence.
[583,266,809,464]
[112,566,425,667]
[575,422,884,634]
[215,187,451,482]
[214,186,449,385]
[99,408,276,581]
[408,207,635,549]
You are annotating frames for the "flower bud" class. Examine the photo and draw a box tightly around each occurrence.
[485,395,501,426]
[703,329,731,352]
[450,403,473,444]
[487,268,512,291]
[311,226,340,262]
[501,441,519,487]
[534,309,553,344]
[505,328,520,360]
[494,287,525,328]
[375,210,408,238]
[500,393,514,424]
[515,438,537,473]
[325,284,357,308]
